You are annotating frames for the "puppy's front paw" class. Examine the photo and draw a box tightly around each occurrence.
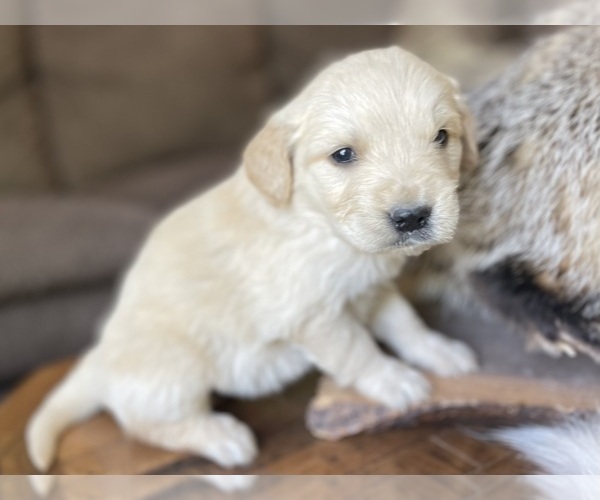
[202,413,258,468]
[402,332,478,377]
[354,357,430,410]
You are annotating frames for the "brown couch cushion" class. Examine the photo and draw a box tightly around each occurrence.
[33,26,268,187]
[0,287,112,381]
[0,25,21,86]
[0,196,154,302]
[89,151,237,212]
[0,26,49,193]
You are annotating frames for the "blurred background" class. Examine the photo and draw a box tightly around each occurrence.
[0,25,555,394]
[2,0,577,24]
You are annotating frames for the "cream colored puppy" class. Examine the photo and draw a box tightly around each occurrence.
[27,47,478,471]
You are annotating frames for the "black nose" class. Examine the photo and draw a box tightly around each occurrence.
[389,206,432,233]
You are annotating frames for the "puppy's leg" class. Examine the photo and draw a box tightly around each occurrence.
[129,412,257,469]
[295,313,430,410]
[366,284,478,376]
[103,333,257,469]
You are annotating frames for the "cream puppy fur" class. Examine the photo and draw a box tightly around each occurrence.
[27,47,478,471]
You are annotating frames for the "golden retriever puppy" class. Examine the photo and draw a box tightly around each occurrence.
[27,46,478,471]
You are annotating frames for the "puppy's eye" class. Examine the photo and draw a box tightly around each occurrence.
[434,129,449,147]
[331,148,356,164]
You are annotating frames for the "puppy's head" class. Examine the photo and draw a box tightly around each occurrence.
[244,47,477,254]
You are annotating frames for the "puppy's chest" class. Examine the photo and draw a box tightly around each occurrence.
[334,254,402,294]
[241,224,405,324]
[289,244,404,305]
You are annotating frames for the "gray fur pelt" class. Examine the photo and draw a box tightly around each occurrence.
[406,23,600,486]
[408,26,600,362]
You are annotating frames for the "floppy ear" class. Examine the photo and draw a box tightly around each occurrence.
[243,117,294,207]
[456,94,479,175]
[448,78,479,178]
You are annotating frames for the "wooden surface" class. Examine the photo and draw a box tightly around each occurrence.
[308,372,600,440]
[0,359,531,484]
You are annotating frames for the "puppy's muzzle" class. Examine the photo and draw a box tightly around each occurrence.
[389,206,431,234]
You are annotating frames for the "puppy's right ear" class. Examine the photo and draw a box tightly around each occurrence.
[243,117,294,207]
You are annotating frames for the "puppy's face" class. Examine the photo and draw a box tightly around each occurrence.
[244,47,477,254]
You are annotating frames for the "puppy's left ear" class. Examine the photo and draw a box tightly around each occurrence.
[450,79,479,176]
[243,116,294,208]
